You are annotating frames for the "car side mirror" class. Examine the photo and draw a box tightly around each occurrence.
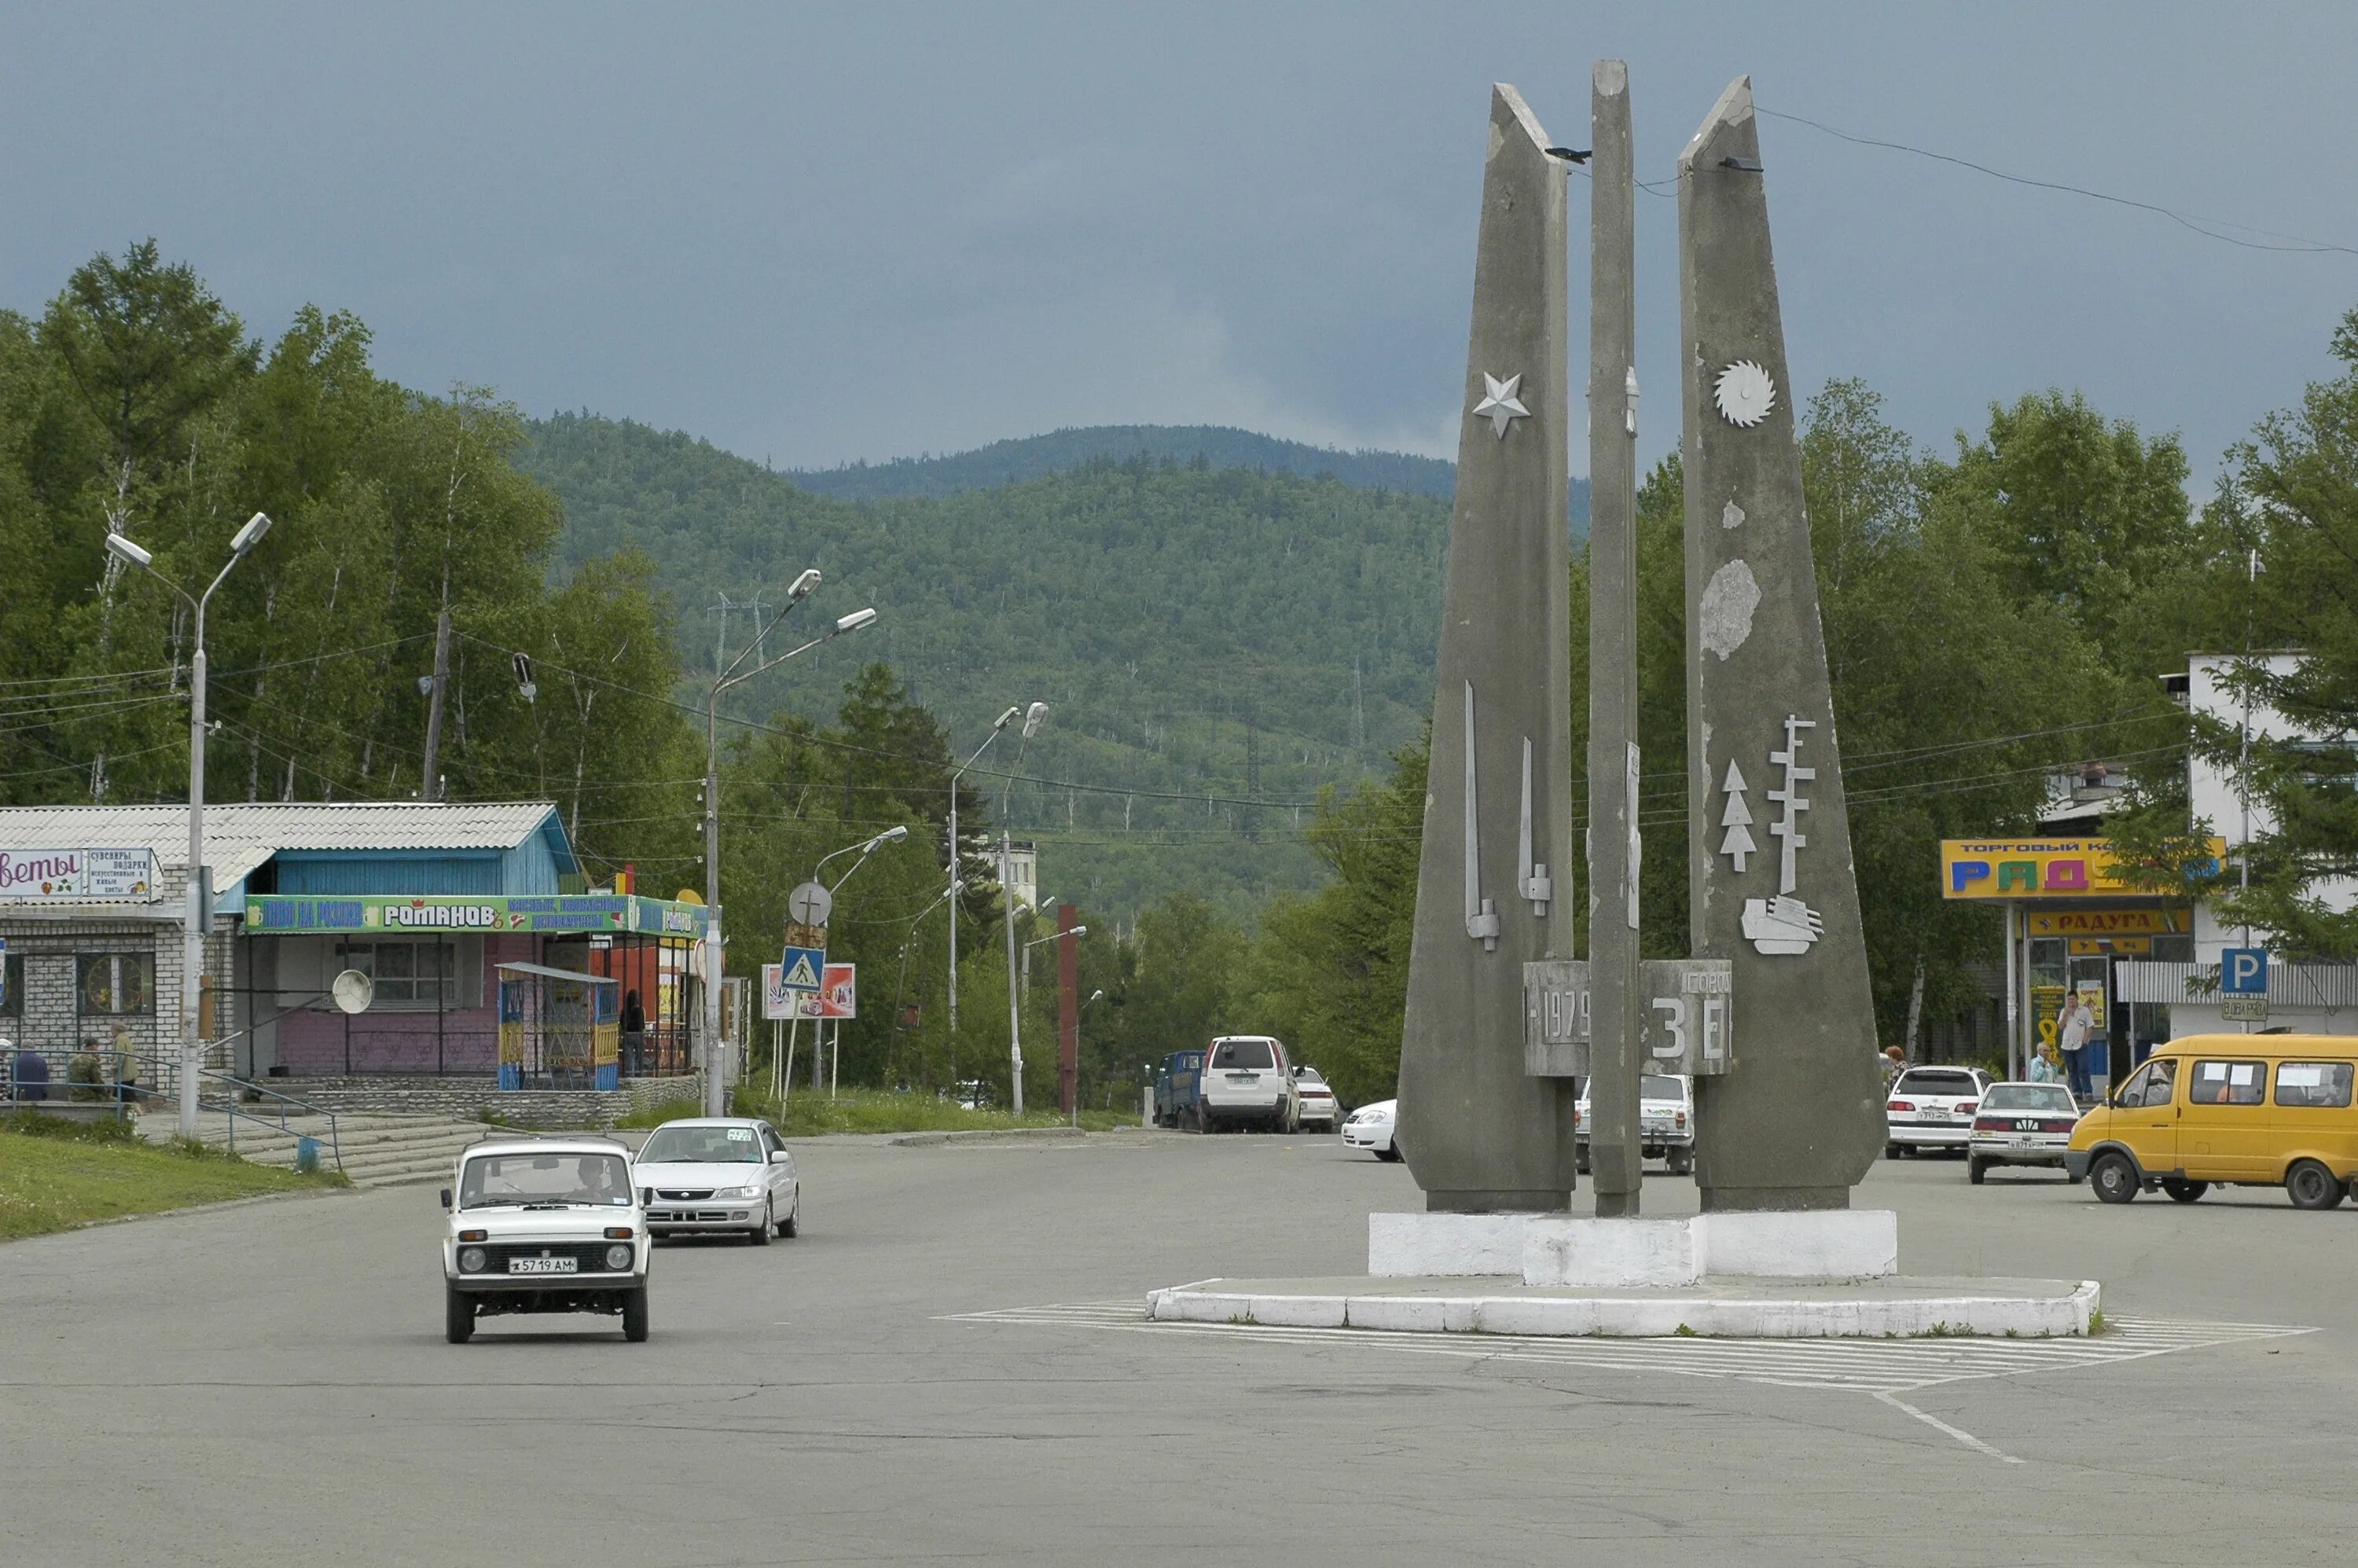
[439,1188,452,1210]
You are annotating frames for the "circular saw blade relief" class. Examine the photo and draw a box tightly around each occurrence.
[1713,360,1776,428]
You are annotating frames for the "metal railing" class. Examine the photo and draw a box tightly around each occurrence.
[1,1048,343,1177]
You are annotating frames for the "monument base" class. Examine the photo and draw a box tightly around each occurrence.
[1371,1209,1897,1287]
[1147,1274,2098,1339]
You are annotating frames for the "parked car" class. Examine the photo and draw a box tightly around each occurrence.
[1884,1065,1995,1159]
[441,1137,649,1343]
[634,1117,800,1243]
[1153,1049,1204,1129]
[1292,1067,1341,1132]
[1342,1099,1399,1160]
[1573,1074,1695,1174]
[1967,1081,2084,1184]
[2067,1036,2358,1209]
[1199,1035,1298,1132]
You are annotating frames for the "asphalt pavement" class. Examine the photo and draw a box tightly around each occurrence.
[3,1129,2354,1566]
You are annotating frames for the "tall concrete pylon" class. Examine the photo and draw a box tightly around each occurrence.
[1395,84,1579,1212]
[1678,77,1884,1210]
[1584,59,1645,1218]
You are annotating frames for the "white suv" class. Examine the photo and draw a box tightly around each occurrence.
[441,1137,651,1343]
[1884,1066,1995,1159]
[1199,1036,1298,1132]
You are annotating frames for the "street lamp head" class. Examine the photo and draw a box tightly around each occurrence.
[230,512,273,555]
[1067,925,1089,938]
[834,607,878,634]
[1022,701,1049,739]
[788,567,821,600]
[105,534,154,569]
[869,825,909,848]
[993,705,1020,730]
[1089,989,1106,1003]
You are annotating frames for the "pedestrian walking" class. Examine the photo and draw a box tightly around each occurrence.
[112,1025,140,1112]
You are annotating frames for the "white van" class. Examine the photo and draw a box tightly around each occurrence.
[1199,1036,1298,1132]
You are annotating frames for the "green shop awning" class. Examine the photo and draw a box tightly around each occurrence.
[242,893,707,937]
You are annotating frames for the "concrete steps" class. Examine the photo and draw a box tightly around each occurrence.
[148,1111,492,1188]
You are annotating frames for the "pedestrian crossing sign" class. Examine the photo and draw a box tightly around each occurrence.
[779,946,825,993]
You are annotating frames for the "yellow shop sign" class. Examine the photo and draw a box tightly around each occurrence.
[1938,839,2224,901]
[2027,909,2191,937]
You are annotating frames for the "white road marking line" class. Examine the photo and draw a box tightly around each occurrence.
[946,1302,2312,1397]
[1875,1388,2026,1463]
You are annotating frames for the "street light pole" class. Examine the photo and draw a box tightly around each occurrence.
[947,707,1022,1085]
[108,513,273,1140]
[995,704,1049,1112]
[700,576,869,1116]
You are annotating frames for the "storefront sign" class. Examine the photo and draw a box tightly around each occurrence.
[0,847,159,902]
[2028,909,2190,937]
[244,893,707,937]
[1940,839,2224,901]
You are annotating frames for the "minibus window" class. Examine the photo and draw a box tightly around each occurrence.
[2190,1059,2265,1107]
[2117,1059,2173,1108]
[2274,1061,2356,1109]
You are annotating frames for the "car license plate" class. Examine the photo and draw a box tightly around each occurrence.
[1917,1111,1949,1123]
[509,1256,577,1275]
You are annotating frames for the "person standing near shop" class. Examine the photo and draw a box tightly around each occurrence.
[2059,994,2093,1100]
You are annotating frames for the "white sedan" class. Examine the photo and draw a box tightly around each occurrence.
[634,1117,800,1243]
[1967,1081,2084,1184]
[1293,1067,1342,1132]
[1342,1099,1399,1161]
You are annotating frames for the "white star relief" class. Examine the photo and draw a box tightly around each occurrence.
[1471,373,1530,439]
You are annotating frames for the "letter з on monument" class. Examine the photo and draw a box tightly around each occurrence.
[1679,78,1882,1211]
[1395,84,1579,1213]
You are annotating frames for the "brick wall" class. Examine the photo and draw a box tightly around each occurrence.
[269,1071,704,1127]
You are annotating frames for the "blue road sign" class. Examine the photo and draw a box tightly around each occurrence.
[779,946,825,993]
[2221,948,2268,996]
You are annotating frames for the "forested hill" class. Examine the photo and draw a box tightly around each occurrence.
[790,424,1453,501]
[520,413,1462,918]
[784,422,1591,530]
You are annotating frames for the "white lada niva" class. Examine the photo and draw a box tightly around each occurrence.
[440,1137,650,1343]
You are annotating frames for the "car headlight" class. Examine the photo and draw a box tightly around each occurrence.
[714,1185,758,1201]
[458,1247,487,1273]
[604,1243,634,1270]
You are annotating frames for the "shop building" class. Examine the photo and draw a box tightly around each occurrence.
[0,802,707,1087]
[1940,652,2358,1089]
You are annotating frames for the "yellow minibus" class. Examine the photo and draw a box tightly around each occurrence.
[2064,1034,2358,1210]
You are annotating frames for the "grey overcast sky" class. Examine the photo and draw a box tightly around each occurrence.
[6,2,2355,482]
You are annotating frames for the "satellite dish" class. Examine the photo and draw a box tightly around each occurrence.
[331,968,374,1015]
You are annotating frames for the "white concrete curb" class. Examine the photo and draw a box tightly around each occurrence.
[1145,1278,2099,1339]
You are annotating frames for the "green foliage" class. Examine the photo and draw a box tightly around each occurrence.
[0,1126,338,1240]
[0,244,697,884]
[2162,307,2358,956]
[521,413,1464,921]
[715,1085,1134,1137]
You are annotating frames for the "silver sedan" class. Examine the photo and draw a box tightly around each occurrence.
[634,1117,801,1243]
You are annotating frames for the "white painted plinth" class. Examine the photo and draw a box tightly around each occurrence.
[1701,1209,1897,1280]
[1368,1212,1538,1276]
[1522,1217,1701,1287]
[1370,1209,1900,1286]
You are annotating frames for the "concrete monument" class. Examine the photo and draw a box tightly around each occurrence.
[1394,83,1579,1213]
[1582,59,1645,1218]
[1678,78,1884,1210]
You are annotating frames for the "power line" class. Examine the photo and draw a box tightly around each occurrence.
[1754,105,2358,258]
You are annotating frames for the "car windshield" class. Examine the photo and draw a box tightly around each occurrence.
[1298,1069,1328,1086]
[1641,1075,1684,1102]
[1982,1084,2077,1113]
[1211,1040,1274,1070]
[637,1125,763,1164]
[1897,1070,1978,1096]
[460,1151,632,1209]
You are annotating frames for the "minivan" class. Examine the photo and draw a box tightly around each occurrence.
[1199,1035,1298,1133]
[2065,1034,2358,1209]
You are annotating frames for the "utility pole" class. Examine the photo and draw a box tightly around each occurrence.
[419,607,453,802]
[1585,59,1646,1217]
[1057,903,1080,1120]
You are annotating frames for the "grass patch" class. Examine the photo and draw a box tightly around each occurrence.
[0,1119,343,1241]
[614,1087,1140,1137]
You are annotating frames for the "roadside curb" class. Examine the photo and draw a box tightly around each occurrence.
[889,1126,1093,1148]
